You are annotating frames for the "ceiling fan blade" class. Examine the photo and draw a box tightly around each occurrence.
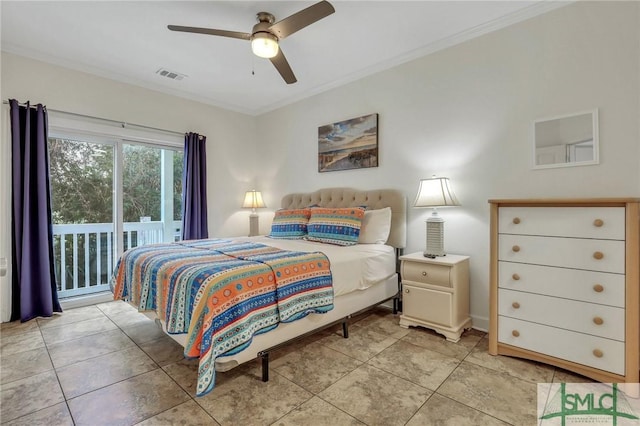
[269,49,297,84]
[269,1,335,39]
[167,25,251,40]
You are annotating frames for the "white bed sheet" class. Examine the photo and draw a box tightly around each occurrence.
[239,236,396,296]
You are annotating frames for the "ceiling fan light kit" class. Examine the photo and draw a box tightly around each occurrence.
[168,1,335,84]
[251,32,279,59]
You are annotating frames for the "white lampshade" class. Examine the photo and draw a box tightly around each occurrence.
[251,33,279,59]
[413,177,460,208]
[414,177,460,257]
[242,190,266,211]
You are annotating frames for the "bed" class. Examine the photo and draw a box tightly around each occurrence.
[111,188,406,396]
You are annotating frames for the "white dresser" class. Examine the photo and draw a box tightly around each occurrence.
[489,199,640,384]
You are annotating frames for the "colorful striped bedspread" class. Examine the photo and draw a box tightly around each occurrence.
[110,239,333,396]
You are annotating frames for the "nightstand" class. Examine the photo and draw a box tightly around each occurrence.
[399,252,472,342]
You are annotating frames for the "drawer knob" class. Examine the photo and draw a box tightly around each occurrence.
[594,219,604,227]
[593,316,604,326]
[512,273,520,281]
[593,349,604,358]
[422,271,427,277]
[405,289,410,294]
[593,284,604,293]
[512,245,520,253]
[512,330,520,337]
[593,251,604,260]
[513,217,521,225]
[512,302,520,309]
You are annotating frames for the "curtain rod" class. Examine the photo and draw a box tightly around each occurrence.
[3,100,185,138]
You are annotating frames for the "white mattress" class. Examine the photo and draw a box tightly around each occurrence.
[240,236,396,296]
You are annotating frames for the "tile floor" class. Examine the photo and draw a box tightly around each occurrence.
[0,301,592,426]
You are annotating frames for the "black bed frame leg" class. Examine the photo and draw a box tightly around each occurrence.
[260,352,269,382]
[342,320,349,339]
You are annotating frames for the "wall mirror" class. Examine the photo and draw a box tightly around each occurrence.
[533,109,599,169]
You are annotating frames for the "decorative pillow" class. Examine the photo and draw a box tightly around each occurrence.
[358,207,392,244]
[306,207,365,246]
[269,208,311,239]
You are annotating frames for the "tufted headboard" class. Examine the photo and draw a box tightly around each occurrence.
[281,188,407,249]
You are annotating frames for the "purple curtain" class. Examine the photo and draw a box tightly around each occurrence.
[181,132,208,240]
[9,99,61,322]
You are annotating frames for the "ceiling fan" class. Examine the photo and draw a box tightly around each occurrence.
[168,1,335,84]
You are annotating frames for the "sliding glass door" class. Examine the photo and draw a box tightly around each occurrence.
[48,135,183,299]
[122,142,183,250]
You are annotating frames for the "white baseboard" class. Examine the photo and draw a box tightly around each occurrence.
[470,314,489,333]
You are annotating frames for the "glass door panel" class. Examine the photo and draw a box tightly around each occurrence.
[122,143,183,250]
[49,137,114,298]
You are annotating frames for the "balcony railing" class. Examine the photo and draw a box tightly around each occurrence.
[52,220,182,299]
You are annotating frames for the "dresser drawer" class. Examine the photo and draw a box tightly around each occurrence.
[498,288,625,341]
[499,207,625,240]
[498,234,625,274]
[498,262,625,307]
[402,261,450,287]
[499,316,624,375]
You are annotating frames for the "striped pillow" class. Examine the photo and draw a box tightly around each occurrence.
[306,207,365,246]
[269,208,311,239]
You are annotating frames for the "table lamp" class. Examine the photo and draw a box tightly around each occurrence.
[242,190,266,236]
[414,176,460,257]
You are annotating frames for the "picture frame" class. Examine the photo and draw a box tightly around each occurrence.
[318,113,378,172]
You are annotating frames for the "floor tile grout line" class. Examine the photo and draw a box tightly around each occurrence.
[463,334,559,386]
[43,307,176,414]
[395,331,490,425]
[3,303,545,425]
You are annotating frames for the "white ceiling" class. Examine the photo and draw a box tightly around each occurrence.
[1,1,568,116]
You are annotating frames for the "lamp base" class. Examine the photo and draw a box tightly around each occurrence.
[248,213,259,237]
[424,212,446,257]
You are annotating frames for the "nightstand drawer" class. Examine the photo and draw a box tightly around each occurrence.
[499,316,624,375]
[403,284,452,326]
[402,261,450,287]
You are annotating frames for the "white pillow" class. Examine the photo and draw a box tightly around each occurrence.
[358,207,392,244]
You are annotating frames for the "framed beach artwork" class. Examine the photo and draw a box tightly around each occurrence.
[318,113,378,172]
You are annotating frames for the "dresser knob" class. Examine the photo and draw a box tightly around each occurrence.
[512,330,520,337]
[512,273,520,281]
[513,217,521,224]
[422,271,427,276]
[593,349,604,358]
[512,245,520,253]
[593,284,604,293]
[593,219,604,227]
[593,251,604,260]
[405,289,410,294]
[512,302,520,309]
[593,316,604,325]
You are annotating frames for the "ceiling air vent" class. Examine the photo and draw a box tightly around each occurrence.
[155,68,187,81]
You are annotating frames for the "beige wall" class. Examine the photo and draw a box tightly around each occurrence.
[255,1,640,329]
